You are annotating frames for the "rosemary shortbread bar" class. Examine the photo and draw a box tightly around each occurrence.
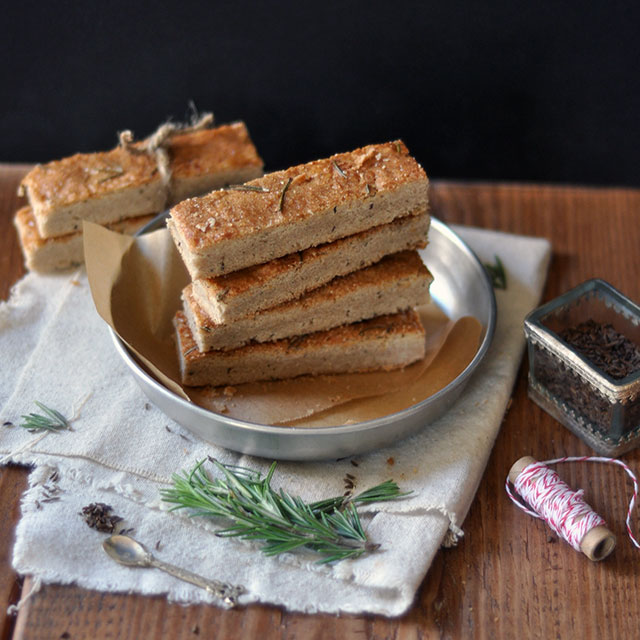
[183,250,432,352]
[14,206,154,273]
[175,309,426,387]
[168,140,428,280]
[191,212,430,324]
[20,122,263,238]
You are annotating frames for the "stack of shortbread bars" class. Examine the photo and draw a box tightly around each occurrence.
[169,140,432,387]
[15,122,264,272]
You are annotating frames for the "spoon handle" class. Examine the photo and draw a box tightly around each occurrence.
[149,556,245,607]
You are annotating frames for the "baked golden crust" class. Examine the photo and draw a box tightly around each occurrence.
[294,250,429,301]
[21,147,159,215]
[169,122,263,178]
[14,206,43,251]
[169,140,427,252]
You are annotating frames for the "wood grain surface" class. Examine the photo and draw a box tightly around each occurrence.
[1,165,639,639]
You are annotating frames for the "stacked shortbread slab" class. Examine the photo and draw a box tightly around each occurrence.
[170,140,432,387]
[14,206,155,272]
[175,310,428,387]
[15,122,264,272]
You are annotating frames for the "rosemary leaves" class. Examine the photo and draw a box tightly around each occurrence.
[19,402,68,432]
[161,458,409,563]
[224,184,270,193]
[484,255,507,289]
[95,166,125,184]
[332,160,347,178]
[278,177,292,212]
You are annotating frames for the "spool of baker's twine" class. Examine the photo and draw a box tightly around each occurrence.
[506,456,639,561]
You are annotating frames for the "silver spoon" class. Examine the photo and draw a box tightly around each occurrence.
[103,534,245,607]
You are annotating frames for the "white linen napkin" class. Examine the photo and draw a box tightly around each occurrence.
[0,226,550,616]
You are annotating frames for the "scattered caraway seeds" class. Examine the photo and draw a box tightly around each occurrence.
[165,425,192,442]
[19,402,68,433]
[161,458,410,563]
[559,319,640,379]
[344,473,356,490]
[80,503,124,533]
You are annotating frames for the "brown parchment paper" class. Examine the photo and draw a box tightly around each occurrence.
[83,221,483,426]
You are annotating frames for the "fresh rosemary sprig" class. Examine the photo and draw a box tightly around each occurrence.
[161,458,409,564]
[19,402,68,432]
[484,255,507,289]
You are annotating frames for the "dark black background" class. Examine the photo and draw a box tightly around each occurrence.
[2,1,639,186]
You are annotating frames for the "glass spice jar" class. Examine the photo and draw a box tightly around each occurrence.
[524,279,640,456]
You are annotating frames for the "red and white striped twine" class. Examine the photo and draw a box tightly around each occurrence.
[506,456,639,551]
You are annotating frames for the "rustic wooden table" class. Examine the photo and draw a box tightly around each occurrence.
[1,164,639,639]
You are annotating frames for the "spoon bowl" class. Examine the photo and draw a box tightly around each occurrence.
[103,534,152,567]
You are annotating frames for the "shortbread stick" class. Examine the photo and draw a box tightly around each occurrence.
[14,206,154,273]
[175,309,426,387]
[169,140,428,279]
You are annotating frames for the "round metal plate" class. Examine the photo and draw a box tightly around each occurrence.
[111,216,496,460]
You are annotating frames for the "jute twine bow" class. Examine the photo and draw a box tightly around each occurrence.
[118,111,214,205]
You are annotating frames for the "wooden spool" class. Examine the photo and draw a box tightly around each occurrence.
[509,456,616,561]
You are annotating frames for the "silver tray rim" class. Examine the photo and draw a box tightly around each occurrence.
[110,215,496,458]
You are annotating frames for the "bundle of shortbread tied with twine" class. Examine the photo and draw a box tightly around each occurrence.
[14,109,264,273]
